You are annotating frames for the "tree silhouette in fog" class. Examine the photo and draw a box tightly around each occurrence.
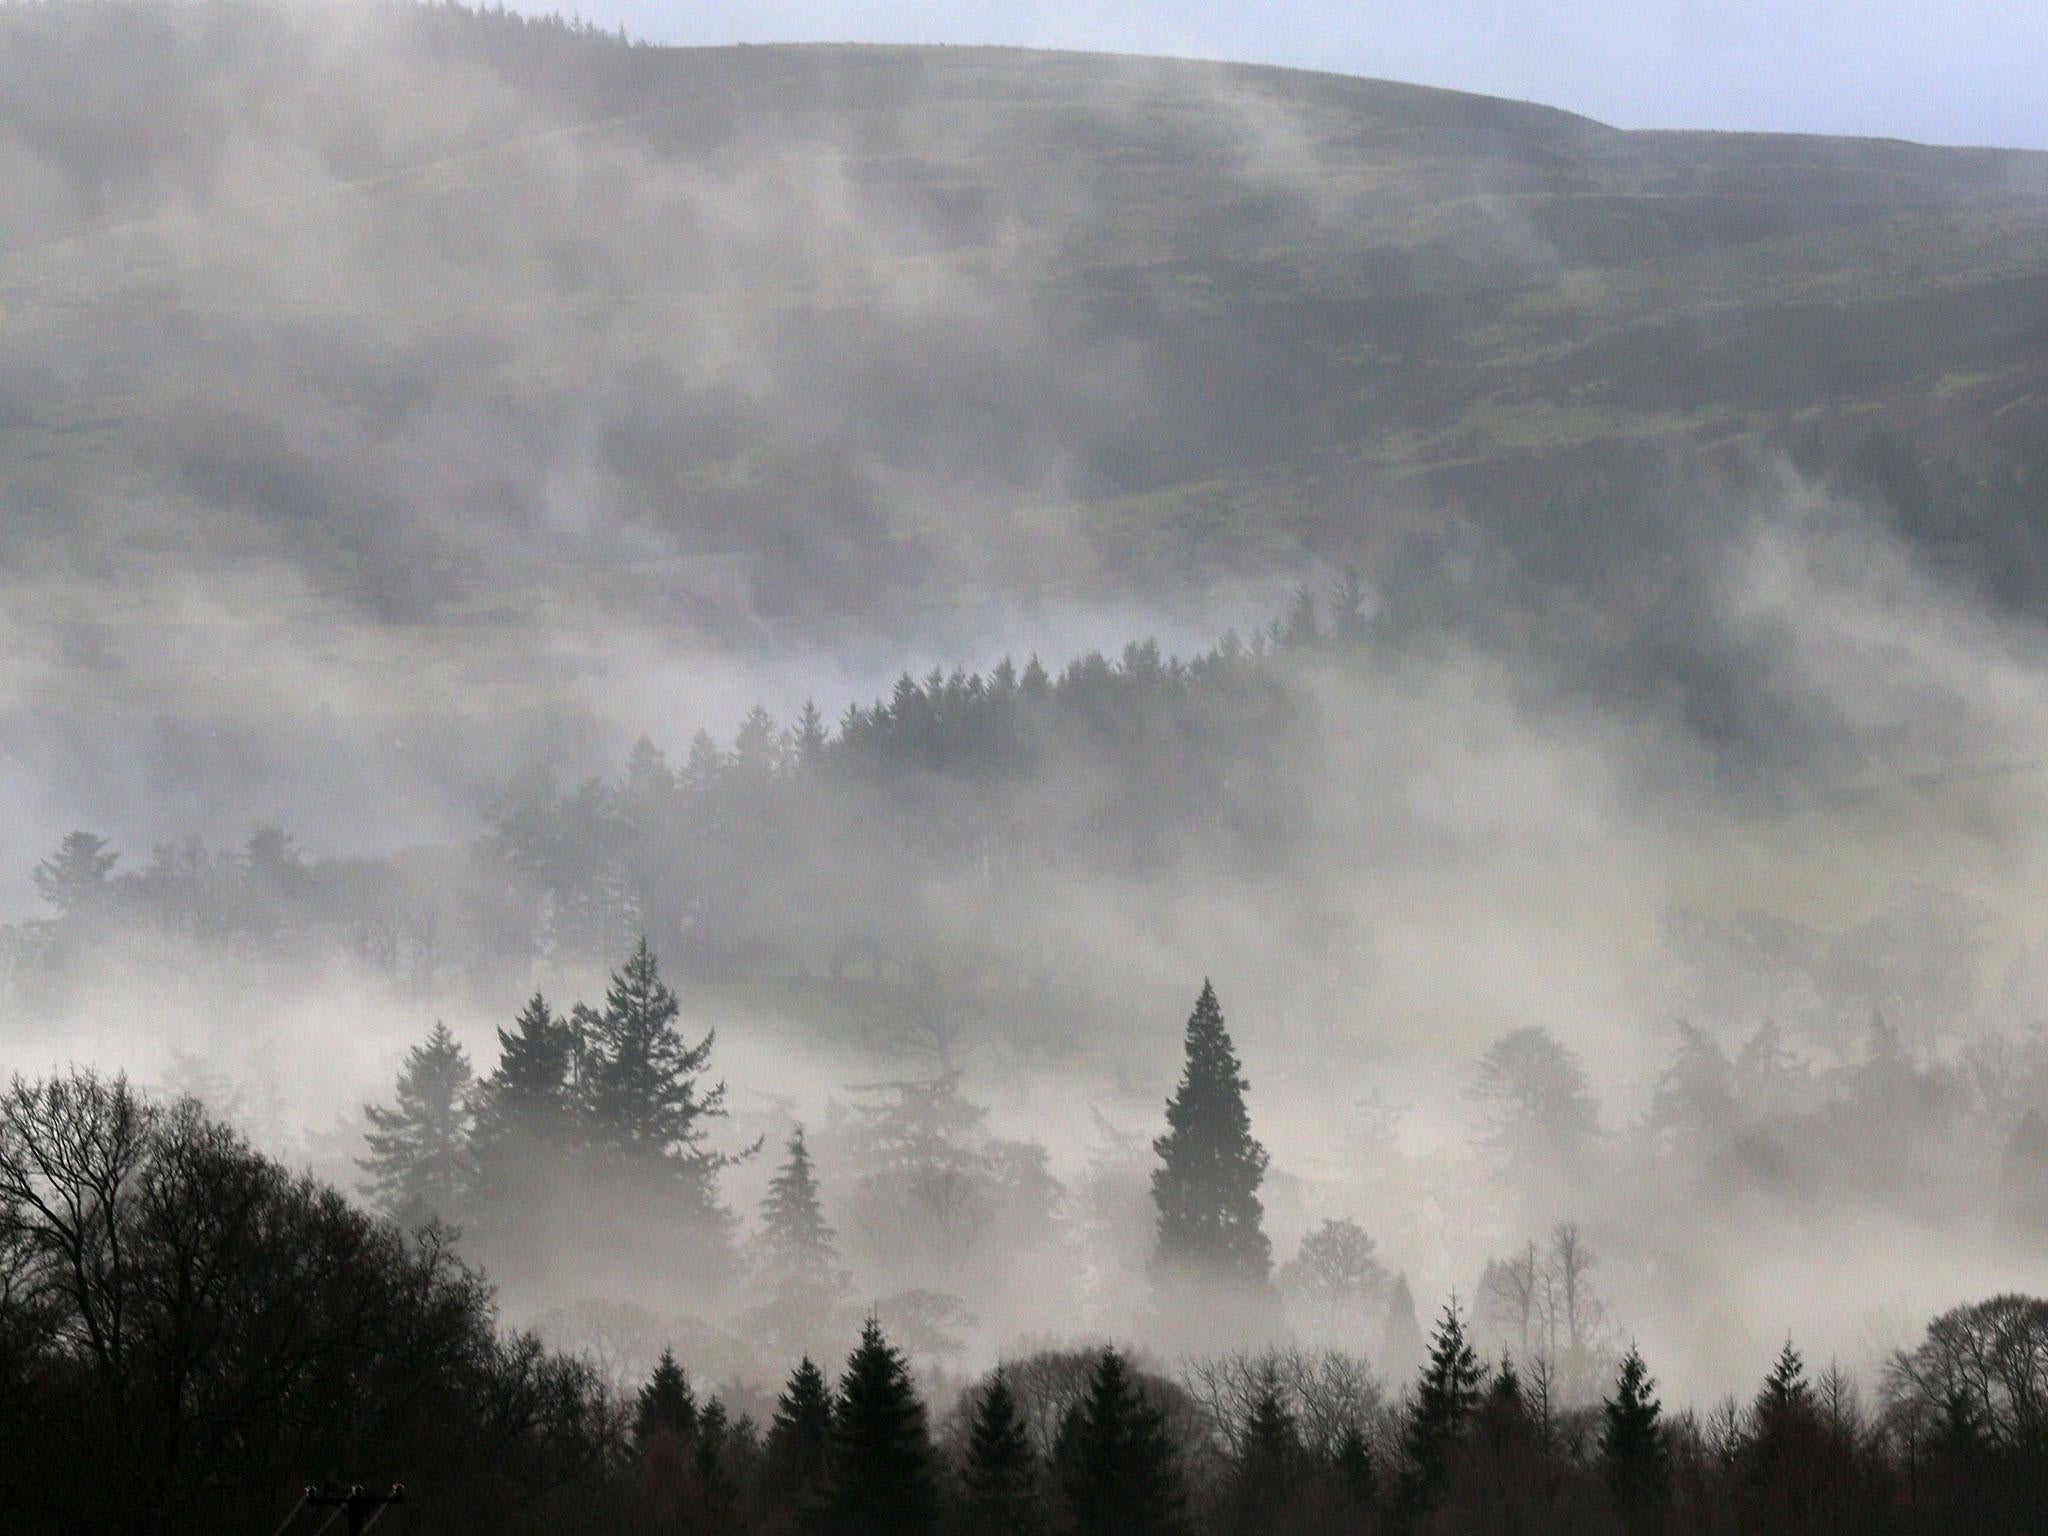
[1151,981,1271,1294]
[359,1020,473,1226]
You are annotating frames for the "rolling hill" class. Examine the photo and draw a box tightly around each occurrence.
[4,0,2048,869]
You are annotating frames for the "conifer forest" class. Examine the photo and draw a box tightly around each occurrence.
[6,3,2048,1532]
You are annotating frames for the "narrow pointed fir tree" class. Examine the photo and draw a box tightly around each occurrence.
[822,1319,937,1536]
[358,1021,473,1226]
[1150,980,1271,1290]
[581,939,745,1225]
[1226,1363,1301,1527]
[635,1346,699,1451]
[757,1126,851,1318]
[1058,1349,1184,1536]
[766,1355,834,1491]
[1601,1344,1668,1512]
[470,993,577,1198]
[962,1367,1039,1535]
[1402,1300,1486,1510]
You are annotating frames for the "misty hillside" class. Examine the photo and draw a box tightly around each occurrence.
[7,0,2048,637]
[8,1,2048,876]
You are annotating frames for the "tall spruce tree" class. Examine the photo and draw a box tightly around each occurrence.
[961,1366,1039,1535]
[470,993,577,1201]
[1224,1363,1300,1531]
[1150,980,1271,1290]
[766,1355,834,1491]
[635,1346,699,1451]
[756,1126,851,1321]
[358,1021,473,1226]
[1600,1344,1668,1512]
[1058,1349,1184,1536]
[822,1319,937,1536]
[580,939,742,1227]
[1402,1300,1486,1510]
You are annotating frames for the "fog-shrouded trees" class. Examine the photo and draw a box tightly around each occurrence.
[750,1126,853,1357]
[821,1319,939,1536]
[469,992,579,1282]
[359,1020,474,1227]
[1150,981,1272,1331]
[1469,1026,1600,1183]
[1601,1344,1668,1514]
[1058,1347,1185,1536]
[961,1366,1039,1535]
[579,939,745,1226]
[1278,1216,1389,1348]
[1403,1300,1487,1511]
[765,1354,834,1510]
[30,830,118,919]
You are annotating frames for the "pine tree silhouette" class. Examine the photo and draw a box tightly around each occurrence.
[757,1126,851,1319]
[1332,1420,1377,1512]
[768,1355,834,1488]
[635,1346,699,1452]
[1223,1362,1299,1530]
[1150,980,1271,1290]
[470,992,576,1202]
[1600,1344,1668,1512]
[961,1366,1039,1534]
[1058,1348,1183,1536]
[1402,1300,1486,1510]
[358,1021,473,1226]
[821,1319,937,1536]
[580,939,745,1226]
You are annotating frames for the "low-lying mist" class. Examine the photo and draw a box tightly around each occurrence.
[5,0,2048,1442]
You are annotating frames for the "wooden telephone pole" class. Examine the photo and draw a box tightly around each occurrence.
[307,1483,404,1535]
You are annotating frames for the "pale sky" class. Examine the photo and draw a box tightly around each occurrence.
[531,0,2048,150]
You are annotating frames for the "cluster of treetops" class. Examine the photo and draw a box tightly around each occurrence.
[351,935,2048,1341]
[3,1061,2042,1536]
[15,415,2048,990]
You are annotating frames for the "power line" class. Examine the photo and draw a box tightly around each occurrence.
[306,1484,405,1536]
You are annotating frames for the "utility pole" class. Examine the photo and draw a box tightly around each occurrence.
[307,1483,404,1535]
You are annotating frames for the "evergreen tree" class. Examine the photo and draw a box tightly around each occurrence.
[1745,1339,1819,1493]
[1150,980,1271,1290]
[961,1366,1038,1535]
[635,1346,699,1451]
[1332,1420,1377,1511]
[1600,1344,1668,1512]
[358,1022,473,1226]
[766,1355,834,1491]
[1646,1022,1735,1153]
[1402,1300,1486,1509]
[757,1126,851,1319]
[1058,1349,1183,1536]
[822,1319,937,1536]
[580,939,743,1227]
[793,700,830,769]
[470,992,577,1200]
[1224,1363,1300,1528]
[32,830,118,917]
[695,1396,735,1520]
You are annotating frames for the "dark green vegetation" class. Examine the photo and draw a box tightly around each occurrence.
[5,1066,2046,1534]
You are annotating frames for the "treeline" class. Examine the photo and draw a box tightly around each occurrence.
[5,1066,2045,1535]
[349,940,2048,1383]
[1,582,1366,1013]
